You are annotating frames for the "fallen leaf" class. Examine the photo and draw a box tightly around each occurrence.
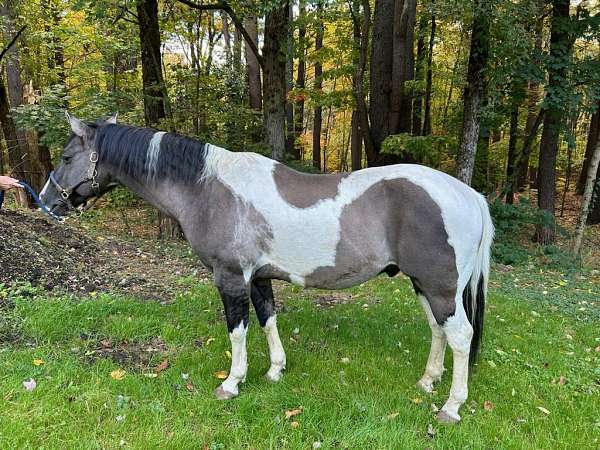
[32,359,44,366]
[205,337,215,346]
[484,400,494,411]
[312,442,322,449]
[558,376,566,385]
[285,406,304,419]
[111,369,126,381]
[155,359,169,375]
[225,350,232,359]
[214,370,228,380]
[143,373,158,378]
[23,378,36,391]
[386,412,399,420]
[290,421,300,428]
[411,397,423,405]
[595,345,600,353]
[537,406,550,415]
[340,357,351,364]
[185,381,195,392]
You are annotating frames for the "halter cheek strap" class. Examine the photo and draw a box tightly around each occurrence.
[49,151,100,212]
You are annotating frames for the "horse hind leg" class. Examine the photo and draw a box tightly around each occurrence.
[415,293,447,393]
[251,279,286,382]
[437,291,473,424]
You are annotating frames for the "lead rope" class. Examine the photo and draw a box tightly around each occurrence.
[0,181,64,222]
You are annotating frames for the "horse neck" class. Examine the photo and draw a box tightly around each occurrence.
[111,169,190,221]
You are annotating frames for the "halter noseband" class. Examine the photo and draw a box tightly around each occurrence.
[49,151,100,212]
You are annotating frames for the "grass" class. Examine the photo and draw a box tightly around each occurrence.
[0,267,598,450]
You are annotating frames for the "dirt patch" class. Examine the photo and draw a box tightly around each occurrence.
[83,336,169,370]
[0,209,208,301]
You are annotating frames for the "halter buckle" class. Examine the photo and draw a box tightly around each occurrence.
[89,152,98,163]
[60,190,70,200]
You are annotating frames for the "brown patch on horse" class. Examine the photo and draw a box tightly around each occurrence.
[272,164,348,208]
[305,178,458,323]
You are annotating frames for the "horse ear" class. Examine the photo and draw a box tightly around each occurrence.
[65,111,91,138]
[106,112,118,124]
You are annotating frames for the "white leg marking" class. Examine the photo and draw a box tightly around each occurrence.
[263,315,286,382]
[146,131,166,180]
[417,295,447,393]
[219,322,248,396]
[439,298,472,423]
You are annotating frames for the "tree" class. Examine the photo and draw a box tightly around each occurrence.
[369,0,417,165]
[455,0,490,185]
[312,4,324,170]
[244,15,262,111]
[573,138,600,257]
[536,0,573,244]
[263,1,289,161]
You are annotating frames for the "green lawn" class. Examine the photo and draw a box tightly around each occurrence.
[0,267,598,449]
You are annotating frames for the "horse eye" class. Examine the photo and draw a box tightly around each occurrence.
[62,155,72,164]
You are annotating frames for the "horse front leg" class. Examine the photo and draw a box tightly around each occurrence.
[251,279,286,382]
[213,269,250,400]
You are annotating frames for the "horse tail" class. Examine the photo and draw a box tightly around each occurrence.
[463,193,494,367]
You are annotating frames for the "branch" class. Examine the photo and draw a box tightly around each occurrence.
[175,0,263,69]
[0,25,26,64]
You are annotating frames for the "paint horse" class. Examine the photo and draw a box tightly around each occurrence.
[41,114,493,424]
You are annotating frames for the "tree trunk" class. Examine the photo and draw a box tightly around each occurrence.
[263,2,288,161]
[233,26,242,73]
[412,13,427,135]
[312,8,324,170]
[536,0,572,244]
[0,75,28,206]
[573,139,600,256]
[351,110,362,171]
[294,2,307,158]
[285,4,296,159]
[244,15,262,111]
[137,0,180,239]
[222,14,232,67]
[505,100,520,203]
[456,0,490,185]
[422,10,436,136]
[584,107,600,225]
[577,102,599,195]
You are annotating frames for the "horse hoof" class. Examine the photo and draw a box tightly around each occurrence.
[265,371,283,383]
[416,378,434,394]
[214,386,237,400]
[436,410,461,424]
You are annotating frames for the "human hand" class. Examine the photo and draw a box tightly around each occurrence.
[0,175,23,191]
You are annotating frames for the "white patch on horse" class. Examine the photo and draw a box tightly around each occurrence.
[219,322,248,396]
[145,131,166,180]
[39,178,51,198]
[202,146,485,288]
[263,315,286,382]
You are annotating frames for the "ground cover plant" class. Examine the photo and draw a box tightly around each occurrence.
[0,209,598,449]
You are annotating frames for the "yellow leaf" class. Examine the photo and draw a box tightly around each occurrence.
[214,370,228,380]
[290,421,300,428]
[111,369,126,380]
[386,412,399,420]
[537,406,550,415]
[225,350,232,359]
[206,337,215,346]
[411,397,423,405]
[33,359,44,366]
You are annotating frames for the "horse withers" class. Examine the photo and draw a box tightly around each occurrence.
[40,113,493,424]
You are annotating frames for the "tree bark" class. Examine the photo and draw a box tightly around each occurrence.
[536,0,572,244]
[584,106,600,225]
[263,2,288,161]
[285,4,296,159]
[505,99,520,203]
[312,7,324,170]
[422,9,435,136]
[351,110,362,171]
[573,139,600,256]
[411,12,427,135]
[456,0,490,185]
[577,101,599,195]
[294,2,307,158]
[244,15,262,111]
